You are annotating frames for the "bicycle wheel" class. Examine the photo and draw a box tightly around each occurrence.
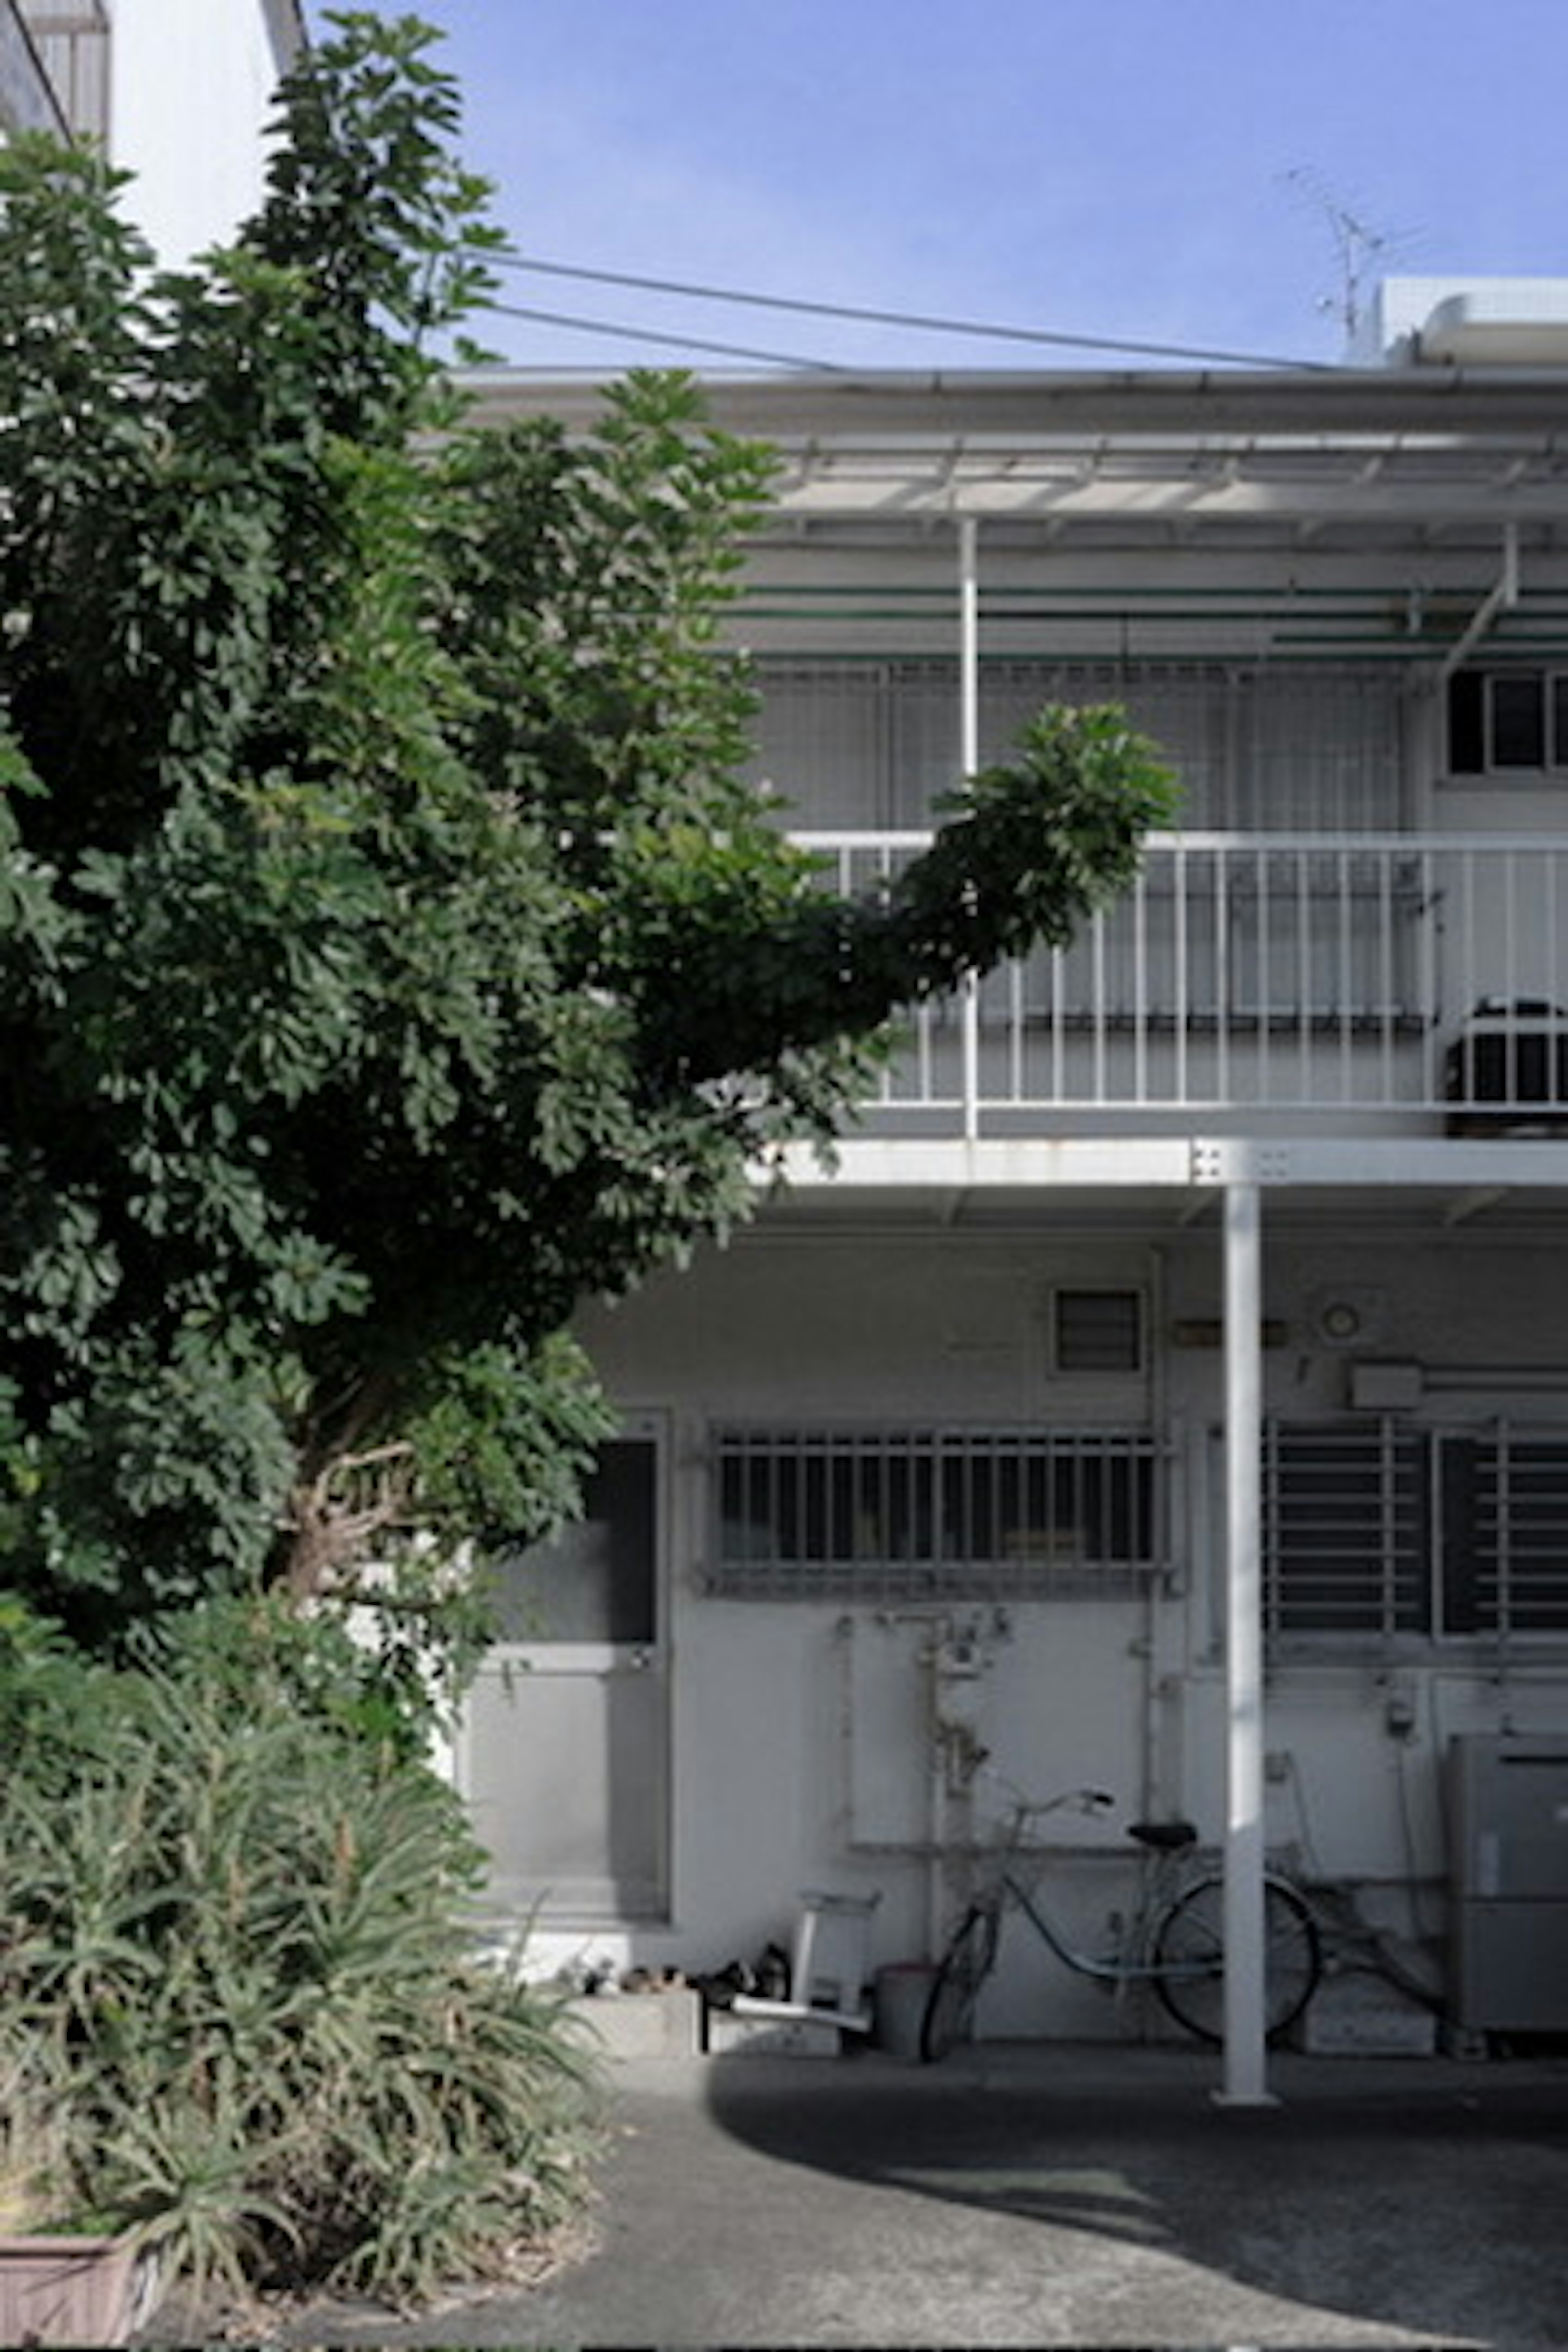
[1152,1874,1321,2045]
[920,1904,1000,2062]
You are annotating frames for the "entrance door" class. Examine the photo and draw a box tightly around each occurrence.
[459,1427,668,1921]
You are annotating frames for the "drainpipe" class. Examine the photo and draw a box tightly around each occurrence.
[959,514,980,1140]
[1440,523,1520,682]
[1219,1179,1273,2105]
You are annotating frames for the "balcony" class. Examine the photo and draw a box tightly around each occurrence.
[800,831,1568,1137]
[8,4,108,141]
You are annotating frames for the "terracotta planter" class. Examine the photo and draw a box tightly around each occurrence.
[0,2229,151,2347]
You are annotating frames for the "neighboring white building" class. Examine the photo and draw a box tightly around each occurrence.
[0,0,304,260]
[458,286,1568,2076]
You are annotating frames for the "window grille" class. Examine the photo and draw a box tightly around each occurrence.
[709,1425,1163,1601]
[1263,1421,1429,1639]
[1264,1419,1568,1646]
[1443,1430,1568,1636]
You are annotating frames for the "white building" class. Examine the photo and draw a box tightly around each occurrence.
[459,287,1568,2080]
[0,0,304,260]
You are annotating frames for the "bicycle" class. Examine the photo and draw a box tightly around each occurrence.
[920,1784,1322,2060]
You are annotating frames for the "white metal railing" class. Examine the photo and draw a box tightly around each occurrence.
[797,829,1568,1130]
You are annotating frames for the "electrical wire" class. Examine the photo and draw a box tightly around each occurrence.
[487,296,844,372]
[493,249,1333,372]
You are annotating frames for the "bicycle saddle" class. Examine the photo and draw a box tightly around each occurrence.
[1127,1819,1199,1851]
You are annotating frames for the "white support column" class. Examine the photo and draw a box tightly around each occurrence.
[1218,1178,1274,2105]
[958,514,980,1140]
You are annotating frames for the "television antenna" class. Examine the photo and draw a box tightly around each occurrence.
[1282,169,1412,346]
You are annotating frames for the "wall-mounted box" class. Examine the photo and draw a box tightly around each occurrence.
[1448,1733,1568,2032]
[1350,1362,1423,1411]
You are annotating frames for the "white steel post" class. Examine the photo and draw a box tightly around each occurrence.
[1220,1178,1273,2105]
[959,515,980,1140]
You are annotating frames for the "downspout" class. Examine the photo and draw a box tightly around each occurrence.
[1440,523,1520,683]
[1218,1179,1273,2105]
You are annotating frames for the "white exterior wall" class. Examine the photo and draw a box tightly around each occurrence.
[502,1222,1568,2035]
[108,0,300,263]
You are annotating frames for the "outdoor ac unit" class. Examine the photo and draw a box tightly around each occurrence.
[1445,1000,1568,1136]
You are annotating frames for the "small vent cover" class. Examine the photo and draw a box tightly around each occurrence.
[1053,1289,1145,1374]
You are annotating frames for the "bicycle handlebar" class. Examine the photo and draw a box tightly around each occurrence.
[987,1778,1117,1822]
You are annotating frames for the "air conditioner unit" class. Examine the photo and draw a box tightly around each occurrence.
[1445,999,1568,1136]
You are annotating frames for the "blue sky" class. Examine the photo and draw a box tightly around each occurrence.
[305,1,1566,372]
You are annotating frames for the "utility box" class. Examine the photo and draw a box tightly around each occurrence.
[1448,1733,1568,2032]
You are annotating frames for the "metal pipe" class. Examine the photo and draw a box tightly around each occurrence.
[1220,1180,1273,2106]
[1441,523,1521,681]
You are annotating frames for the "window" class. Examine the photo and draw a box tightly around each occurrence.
[710,1425,1163,1601]
[1264,1419,1568,1645]
[486,1439,656,1644]
[1053,1290,1145,1374]
[1448,670,1568,775]
[745,659,1403,832]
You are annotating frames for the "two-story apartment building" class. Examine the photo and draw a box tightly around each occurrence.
[0,0,304,261]
[460,286,1568,2085]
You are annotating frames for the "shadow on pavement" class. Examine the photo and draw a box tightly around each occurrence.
[704,2042,1568,2348]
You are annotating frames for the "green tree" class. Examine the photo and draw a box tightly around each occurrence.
[0,11,1172,1678]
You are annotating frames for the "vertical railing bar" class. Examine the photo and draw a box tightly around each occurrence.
[1421,848,1439,1114]
[1093,909,1108,1103]
[880,845,902,1107]
[1133,862,1149,1106]
[1504,853,1518,1110]
[1461,847,1478,1122]
[1255,842,1271,1104]
[1379,851,1395,1109]
[1174,841,1189,1105]
[1338,846,1353,1102]
[1549,849,1563,1115]
[1214,845,1230,1105]
[1296,848,1312,1103]
[1051,942,1065,1104]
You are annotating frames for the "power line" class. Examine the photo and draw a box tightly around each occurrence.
[493,250,1333,372]
[488,296,844,372]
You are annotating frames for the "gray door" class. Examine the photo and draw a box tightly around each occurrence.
[460,1428,668,1921]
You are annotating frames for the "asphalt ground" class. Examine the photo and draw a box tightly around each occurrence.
[152,2041,1568,2349]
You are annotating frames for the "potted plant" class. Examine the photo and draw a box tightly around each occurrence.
[0,2110,153,2347]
